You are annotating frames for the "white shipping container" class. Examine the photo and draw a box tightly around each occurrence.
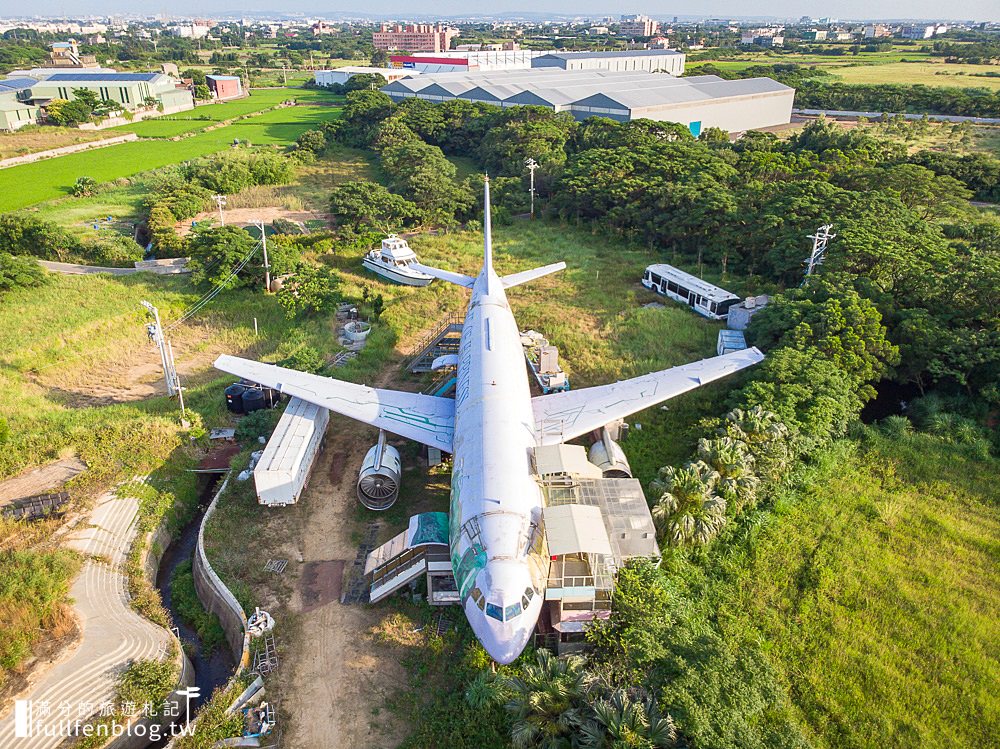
[254,397,329,506]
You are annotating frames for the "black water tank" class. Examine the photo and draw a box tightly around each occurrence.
[225,383,246,414]
[242,388,266,413]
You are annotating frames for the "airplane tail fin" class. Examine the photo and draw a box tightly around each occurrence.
[484,176,494,276]
[502,261,567,289]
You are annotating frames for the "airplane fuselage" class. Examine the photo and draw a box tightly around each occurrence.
[448,271,547,664]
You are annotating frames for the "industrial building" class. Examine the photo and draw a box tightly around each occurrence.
[0,78,40,131]
[390,50,548,73]
[26,72,194,114]
[314,66,419,86]
[532,49,685,75]
[373,23,459,53]
[382,69,794,134]
[206,74,243,101]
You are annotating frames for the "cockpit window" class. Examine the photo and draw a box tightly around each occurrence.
[485,603,503,622]
[505,602,522,620]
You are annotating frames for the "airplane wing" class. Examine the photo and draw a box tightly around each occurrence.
[215,355,454,450]
[532,347,765,446]
[409,262,475,288]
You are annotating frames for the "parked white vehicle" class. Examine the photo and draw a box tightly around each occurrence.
[363,235,434,286]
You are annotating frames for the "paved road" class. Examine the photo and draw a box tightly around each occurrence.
[37,260,139,276]
[0,487,173,747]
[794,108,1000,125]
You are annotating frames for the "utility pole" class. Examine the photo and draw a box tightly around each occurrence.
[525,158,538,219]
[141,301,178,398]
[213,194,227,226]
[803,224,835,283]
[259,220,271,292]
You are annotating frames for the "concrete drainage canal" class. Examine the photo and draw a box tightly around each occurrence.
[153,475,235,741]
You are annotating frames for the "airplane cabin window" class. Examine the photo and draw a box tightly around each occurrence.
[485,603,503,622]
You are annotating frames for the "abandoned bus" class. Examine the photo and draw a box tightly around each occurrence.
[641,264,740,321]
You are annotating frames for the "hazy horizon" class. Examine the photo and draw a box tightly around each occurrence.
[7,2,999,23]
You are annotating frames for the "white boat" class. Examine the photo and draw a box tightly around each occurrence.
[362,235,434,287]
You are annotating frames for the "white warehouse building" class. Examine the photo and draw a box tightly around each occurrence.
[382,69,794,135]
[314,66,419,86]
[531,49,685,76]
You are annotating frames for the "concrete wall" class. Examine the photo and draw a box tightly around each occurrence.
[0,132,137,168]
[193,476,251,667]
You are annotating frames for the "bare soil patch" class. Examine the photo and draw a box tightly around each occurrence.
[0,457,86,504]
[174,207,330,237]
[300,560,345,613]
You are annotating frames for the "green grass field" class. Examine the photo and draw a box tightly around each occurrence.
[699,433,1000,748]
[0,93,342,212]
[832,61,1000,90]
[688,50,1000,89]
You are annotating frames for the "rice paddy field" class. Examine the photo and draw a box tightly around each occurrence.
[0,86,341,212]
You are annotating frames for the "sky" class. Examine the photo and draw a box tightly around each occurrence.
[19,1,1000,21]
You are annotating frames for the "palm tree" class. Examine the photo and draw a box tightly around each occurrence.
[504,649,590,749]
[578,689,678,749]
[722,406,794,481]
[649,461,726,546]
[697,437,759,513]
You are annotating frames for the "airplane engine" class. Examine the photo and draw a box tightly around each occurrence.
[588,426,632,478]
[357,431,401,510]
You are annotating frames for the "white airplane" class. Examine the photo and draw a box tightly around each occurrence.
[215,179,764,664]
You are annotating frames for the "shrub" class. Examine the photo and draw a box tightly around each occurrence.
[235,408,280,444]
[0,251,49,294]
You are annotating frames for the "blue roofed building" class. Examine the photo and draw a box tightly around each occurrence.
[26,71,194,115]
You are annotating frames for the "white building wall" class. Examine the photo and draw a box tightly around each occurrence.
[630,90,794,133]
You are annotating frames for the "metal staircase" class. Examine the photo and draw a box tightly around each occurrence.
[366,531,454,604]
[408,313,464,373]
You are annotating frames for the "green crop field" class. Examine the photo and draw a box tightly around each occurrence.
[113,87,340,138]
[0,95,342,212]
[832,61,1000,89]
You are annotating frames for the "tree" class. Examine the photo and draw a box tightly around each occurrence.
[45,98,94,126]
[720,406,795,483]
[577,690,678,749]
[296,128,326,154]
[696,437,759,513]
[649,462,726,546]
[503,650,589,749]
[0,213,81,261]
[370,49,391,67]
[276,264,339,318]
[71,87,100,110]
[187,226,261,288]
[329,182,418,232]
[194,83,211,100]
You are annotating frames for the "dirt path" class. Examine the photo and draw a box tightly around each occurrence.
[174,207,329,237]
[0,458,87,504]
[275,363,412,749]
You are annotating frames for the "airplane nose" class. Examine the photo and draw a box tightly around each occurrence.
[467,603,535,665]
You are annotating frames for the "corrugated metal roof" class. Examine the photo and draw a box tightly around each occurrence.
[206,75,241,81]
[44,72,161,82]
[384,69,791,113]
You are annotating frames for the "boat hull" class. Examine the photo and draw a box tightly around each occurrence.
[362,257,434,287]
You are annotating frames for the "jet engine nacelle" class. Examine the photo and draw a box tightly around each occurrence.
[588,425,632,478]
[357,431,402,510]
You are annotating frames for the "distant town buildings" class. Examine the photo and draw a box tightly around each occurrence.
[741,29,784,47]
[863,24,893,39]
[373,23,459,53]
[168,21,212,39]
[900,23,949,39]
[619,15,660,38]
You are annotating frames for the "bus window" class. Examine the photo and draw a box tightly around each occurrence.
[667,281,680,294]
